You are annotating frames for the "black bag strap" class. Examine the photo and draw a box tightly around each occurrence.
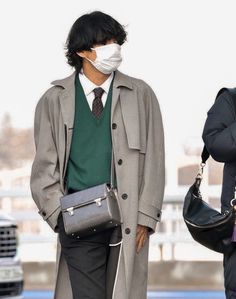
[201,87,236,164]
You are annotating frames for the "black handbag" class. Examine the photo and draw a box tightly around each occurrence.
[60,147,122,238]
[183,146,236,253]
[183,87,236,254]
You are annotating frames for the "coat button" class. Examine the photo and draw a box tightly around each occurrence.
[112,123,117,129]
[125,228,131,234]
[42,211,46,216]
[122,193,128,200]
[118,159,123,165]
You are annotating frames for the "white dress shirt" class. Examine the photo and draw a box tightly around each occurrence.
[78,69,114,111]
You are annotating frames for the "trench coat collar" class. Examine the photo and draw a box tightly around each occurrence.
[50,69,133,90]
[49,69,133,129]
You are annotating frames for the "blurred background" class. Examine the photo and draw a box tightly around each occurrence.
[1,0,236,298]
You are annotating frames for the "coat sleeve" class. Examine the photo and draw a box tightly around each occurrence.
[137,84,165,235]
[30,89,63,233]
[202,90,236,163]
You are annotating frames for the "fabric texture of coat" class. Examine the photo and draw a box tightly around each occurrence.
[202,89,236,298]
[30,69,165,299]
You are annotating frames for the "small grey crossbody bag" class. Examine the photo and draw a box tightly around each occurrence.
[59,148,122,238]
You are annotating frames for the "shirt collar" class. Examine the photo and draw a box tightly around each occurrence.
[78,69,114,96]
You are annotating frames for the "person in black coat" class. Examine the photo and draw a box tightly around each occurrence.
[202,89,236,299]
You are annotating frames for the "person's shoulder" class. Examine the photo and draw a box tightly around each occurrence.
[125,73,153,92]
[120,71,161,111]
[36,85,61,108]
[119,71,157,101]
[40,70,76,101]
[36,71,72,107]
[208,87,236,114]
[215,87,236,106]
[43,85,62,98]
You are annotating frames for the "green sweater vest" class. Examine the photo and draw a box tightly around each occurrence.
[65,75,117,192]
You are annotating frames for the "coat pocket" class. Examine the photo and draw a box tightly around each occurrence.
[38,204,61,232]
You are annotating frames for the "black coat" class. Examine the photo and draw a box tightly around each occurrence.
[202,89,236,297]
[202,90,236,212]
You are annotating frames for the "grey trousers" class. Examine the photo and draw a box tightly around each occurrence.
[57,211,121,299]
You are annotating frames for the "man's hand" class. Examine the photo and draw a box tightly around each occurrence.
[136,224,149,253]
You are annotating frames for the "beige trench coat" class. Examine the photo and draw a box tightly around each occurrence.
[30,69,165,299]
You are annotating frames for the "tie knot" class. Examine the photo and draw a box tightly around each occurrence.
[93,87,104,99]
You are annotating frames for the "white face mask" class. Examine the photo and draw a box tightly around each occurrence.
[85,43,122,74]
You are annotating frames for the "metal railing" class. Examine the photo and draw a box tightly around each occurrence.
[0,188,223,261]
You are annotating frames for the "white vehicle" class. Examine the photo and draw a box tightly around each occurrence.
[0,212,23,299]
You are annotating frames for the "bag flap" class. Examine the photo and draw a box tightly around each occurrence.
[60,183,109,210]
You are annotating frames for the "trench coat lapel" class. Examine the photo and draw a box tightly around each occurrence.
[51,71,76,129]
[50,69,133,131]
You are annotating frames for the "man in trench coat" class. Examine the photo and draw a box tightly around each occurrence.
[30,11,165,299]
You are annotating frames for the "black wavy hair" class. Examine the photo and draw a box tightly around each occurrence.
[64,11,127,73]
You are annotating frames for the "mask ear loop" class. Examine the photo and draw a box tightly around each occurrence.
[91,43,121,51]
[84,55,96,64]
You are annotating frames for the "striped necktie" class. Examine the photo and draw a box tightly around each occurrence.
[92,87,105,118]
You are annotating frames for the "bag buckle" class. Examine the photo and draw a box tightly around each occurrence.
[94,198,102,207]
[66,207,74,216]
[196,162,206,179]
[230,198,236,207]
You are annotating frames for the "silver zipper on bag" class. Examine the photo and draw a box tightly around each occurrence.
[184,211,233,229]
[64,196,106,216]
